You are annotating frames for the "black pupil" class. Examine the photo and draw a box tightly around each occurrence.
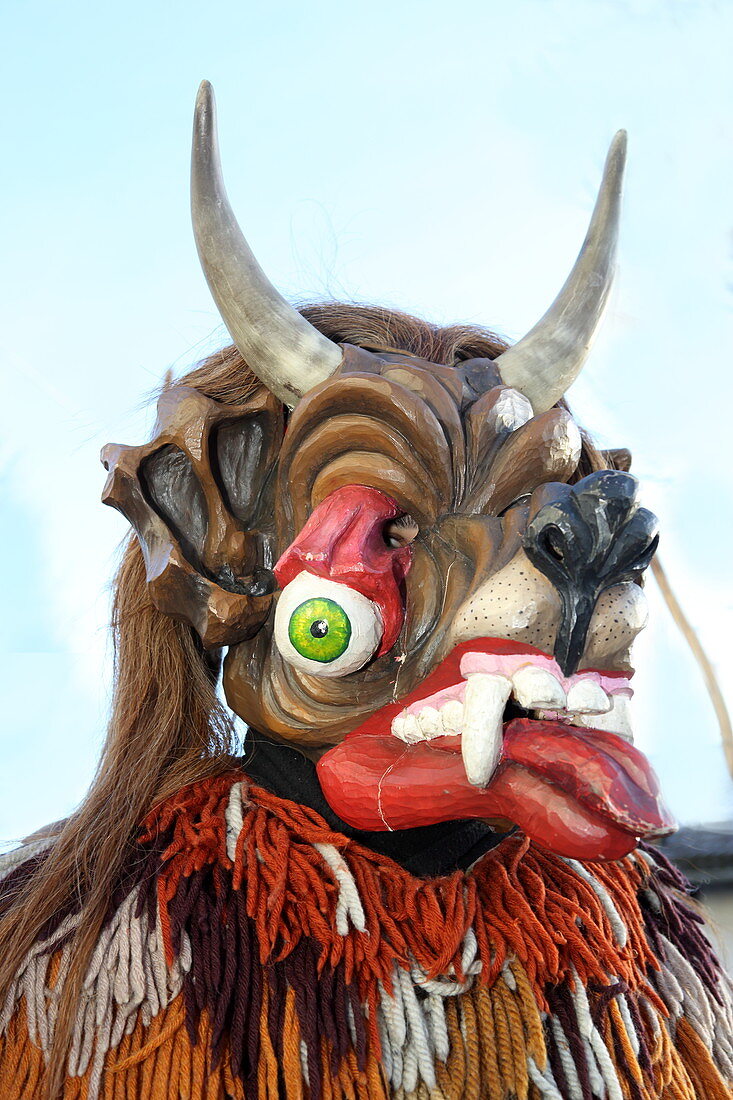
[310,619,329,638]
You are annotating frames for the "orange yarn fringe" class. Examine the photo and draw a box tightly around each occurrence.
[1,772,731,1098]
[145,776,659,1003]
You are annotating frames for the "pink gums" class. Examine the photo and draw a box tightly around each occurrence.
[458,652,632,698]
[390,643,632,721]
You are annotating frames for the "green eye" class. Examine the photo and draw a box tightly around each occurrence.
[288,597,352,663]
[275,574,383,678]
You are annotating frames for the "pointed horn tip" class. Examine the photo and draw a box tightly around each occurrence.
[607,130,628,172]
[193,82,217,157]
[195,80,215,119]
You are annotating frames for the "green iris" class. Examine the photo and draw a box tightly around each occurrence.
[288,597,352,663]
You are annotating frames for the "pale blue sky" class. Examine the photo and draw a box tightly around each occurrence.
[1,0,732,841]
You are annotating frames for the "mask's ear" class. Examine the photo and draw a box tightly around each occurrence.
[101,384,284,648]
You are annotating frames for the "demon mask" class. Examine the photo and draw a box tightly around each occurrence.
[102,83,673,862]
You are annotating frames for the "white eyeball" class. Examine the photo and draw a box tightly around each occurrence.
[274,571,383,678]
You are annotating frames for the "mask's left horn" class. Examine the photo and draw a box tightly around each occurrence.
[191,80,343,408]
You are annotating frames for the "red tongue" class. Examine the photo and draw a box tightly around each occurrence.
[317,718,675,861]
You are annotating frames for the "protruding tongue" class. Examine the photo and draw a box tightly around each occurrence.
[318,718,674,861]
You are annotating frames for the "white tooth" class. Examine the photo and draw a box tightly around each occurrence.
[441,699,464,733]
[512,666,566,711]
[391,714,407,741]
[577,696,634,741]
[417,707,442,738]
[402,715,422,743]
[461,674,512,787]
[391,713,423,744]
[566,679,611,715]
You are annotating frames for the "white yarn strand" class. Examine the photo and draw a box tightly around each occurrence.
[314,842,366,934]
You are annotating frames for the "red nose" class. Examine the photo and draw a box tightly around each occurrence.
[274,485,412,656]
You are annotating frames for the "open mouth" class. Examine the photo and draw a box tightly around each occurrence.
[317,639,675,861]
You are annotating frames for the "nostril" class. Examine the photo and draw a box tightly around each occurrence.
[630,532,659,574]
[542,527,566,564]
[645,533,660,561]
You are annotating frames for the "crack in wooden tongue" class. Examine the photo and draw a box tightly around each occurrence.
[317,733,650,859]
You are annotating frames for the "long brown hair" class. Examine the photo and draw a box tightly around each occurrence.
[0,303,605,1097]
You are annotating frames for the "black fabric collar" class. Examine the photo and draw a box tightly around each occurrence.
[240,734,510,879]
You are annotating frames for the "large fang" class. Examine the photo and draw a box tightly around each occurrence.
[461,674,512,786]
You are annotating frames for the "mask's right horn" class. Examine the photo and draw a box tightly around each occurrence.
[495,131,627,415]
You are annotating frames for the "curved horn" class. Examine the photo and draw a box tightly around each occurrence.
[191,81,343,408]
[495,131,627,415]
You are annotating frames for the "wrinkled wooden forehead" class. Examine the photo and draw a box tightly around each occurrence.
[275,342,587,539]
[276,344,467,532]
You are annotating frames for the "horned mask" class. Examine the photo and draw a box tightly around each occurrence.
[102,82,673,863]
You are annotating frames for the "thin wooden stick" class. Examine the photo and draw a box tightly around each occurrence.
[652,555,733,780]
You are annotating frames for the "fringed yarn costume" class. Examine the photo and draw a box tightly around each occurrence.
[1,766,732,1099]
